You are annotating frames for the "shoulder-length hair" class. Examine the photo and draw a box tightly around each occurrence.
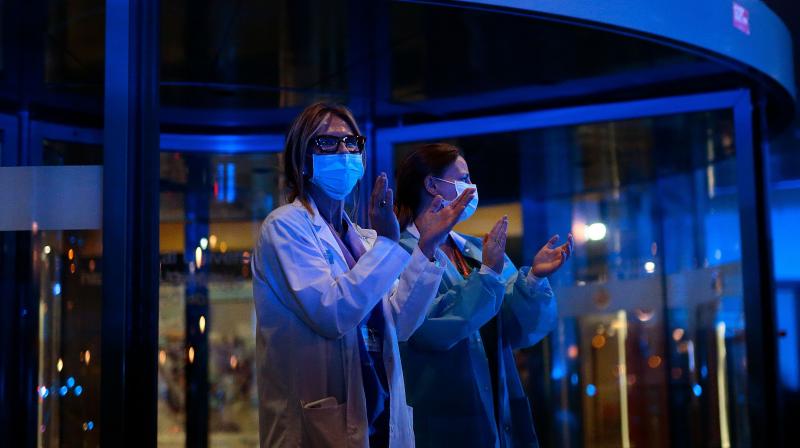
[395,143,463,230]
[283,102,363,213]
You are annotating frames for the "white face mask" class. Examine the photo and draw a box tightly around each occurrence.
[432,176,479,223]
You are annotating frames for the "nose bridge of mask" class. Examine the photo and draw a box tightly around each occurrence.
[454,179,477,196]
[313,153,363,174]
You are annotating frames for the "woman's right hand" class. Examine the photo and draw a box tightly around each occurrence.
[482,216,508,274]
[369,173,400,242]
[416,188,476,259]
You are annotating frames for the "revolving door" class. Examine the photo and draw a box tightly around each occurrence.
[0,0,794,447]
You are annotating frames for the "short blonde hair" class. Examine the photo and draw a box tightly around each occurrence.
[283,102,363,212]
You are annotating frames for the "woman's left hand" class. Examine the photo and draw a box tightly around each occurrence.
[531,233,574,277]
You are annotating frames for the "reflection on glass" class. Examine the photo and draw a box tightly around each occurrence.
[160,0,349,110]
[158,151,281,447]
[393,110,749,447]
[45,0,105,96]
[36,140,104,447]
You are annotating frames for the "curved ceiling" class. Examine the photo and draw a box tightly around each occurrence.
[450,0,795,101]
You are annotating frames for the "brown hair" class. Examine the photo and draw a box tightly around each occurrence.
[283,102,363,212]
[395,143,463,229]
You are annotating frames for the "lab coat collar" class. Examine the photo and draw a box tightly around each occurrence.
[291,197,376,260]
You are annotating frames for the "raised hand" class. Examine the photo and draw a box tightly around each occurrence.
[369,173,400,242]
[531,233,574,277]
[481,216,508,274]
[415,187,476,259]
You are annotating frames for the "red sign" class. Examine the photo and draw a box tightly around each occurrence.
[733,2,750,35]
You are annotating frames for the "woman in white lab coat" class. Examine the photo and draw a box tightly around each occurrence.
[251,103,473,447]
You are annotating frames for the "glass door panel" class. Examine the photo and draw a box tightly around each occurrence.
[158,150,282,447]
[0,136,105,446]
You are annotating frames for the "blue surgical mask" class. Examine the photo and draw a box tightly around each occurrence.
[310,154,364,200]
[434,177,479,223]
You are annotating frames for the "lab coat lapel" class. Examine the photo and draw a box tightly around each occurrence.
[295,197,347,267]
[343,212,377,252]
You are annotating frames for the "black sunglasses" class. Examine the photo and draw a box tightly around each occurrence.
[312,134,366,153]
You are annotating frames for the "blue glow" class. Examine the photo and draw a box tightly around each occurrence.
[87,421,94,430]
[700,366,708,379]
[39,387,49,398]
[704,210,740,267]
[59,386,68,396]
[216,164,225,201]
[160,133,284,153]
[66,377,75,388]
[777,289,799,390]
[771,202,800,280]
[571,373,579,386]
[586,384,597,397]
[692,384,703,397]
[226,163,236,203]
[551,365,565,380]
[53,283,61,296]
[74,385,83,396]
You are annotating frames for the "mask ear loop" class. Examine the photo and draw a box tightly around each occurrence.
[430,176,461,204]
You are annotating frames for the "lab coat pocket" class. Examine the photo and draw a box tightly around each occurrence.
[300,396,347,448]
[404,404,415,435]
[389,405,416,445]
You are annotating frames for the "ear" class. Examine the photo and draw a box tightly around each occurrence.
[423,175,438,197]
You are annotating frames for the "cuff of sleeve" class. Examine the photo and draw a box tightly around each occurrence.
[412,245,446,273]
[525,269,550,290]
[432,247,448,268]
[374,236,412,266]
[479,264,504,282]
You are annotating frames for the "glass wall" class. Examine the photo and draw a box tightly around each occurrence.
[0,0,106,444]
[158,150,282,447]
[768,129,800,433]
[0,137,105,446]
[392,109,750,447]
[35,139,104,447]
[160,0,350,112]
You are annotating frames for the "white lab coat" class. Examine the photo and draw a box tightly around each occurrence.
[252,197,445,447]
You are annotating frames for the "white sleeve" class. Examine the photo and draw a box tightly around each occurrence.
[255,214,411,339]
[388,247,446,341]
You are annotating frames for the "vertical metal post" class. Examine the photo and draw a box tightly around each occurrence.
[348,0,389,226]
[101,0,160,446]
[734,89,778,447]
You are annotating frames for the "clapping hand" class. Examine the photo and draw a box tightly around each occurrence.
[531,234,574,277]
[481,216,508,274]
[415,188,476,259]
[369,173,400,242]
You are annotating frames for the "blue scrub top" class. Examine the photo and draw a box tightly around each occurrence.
[399,229,558,448]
